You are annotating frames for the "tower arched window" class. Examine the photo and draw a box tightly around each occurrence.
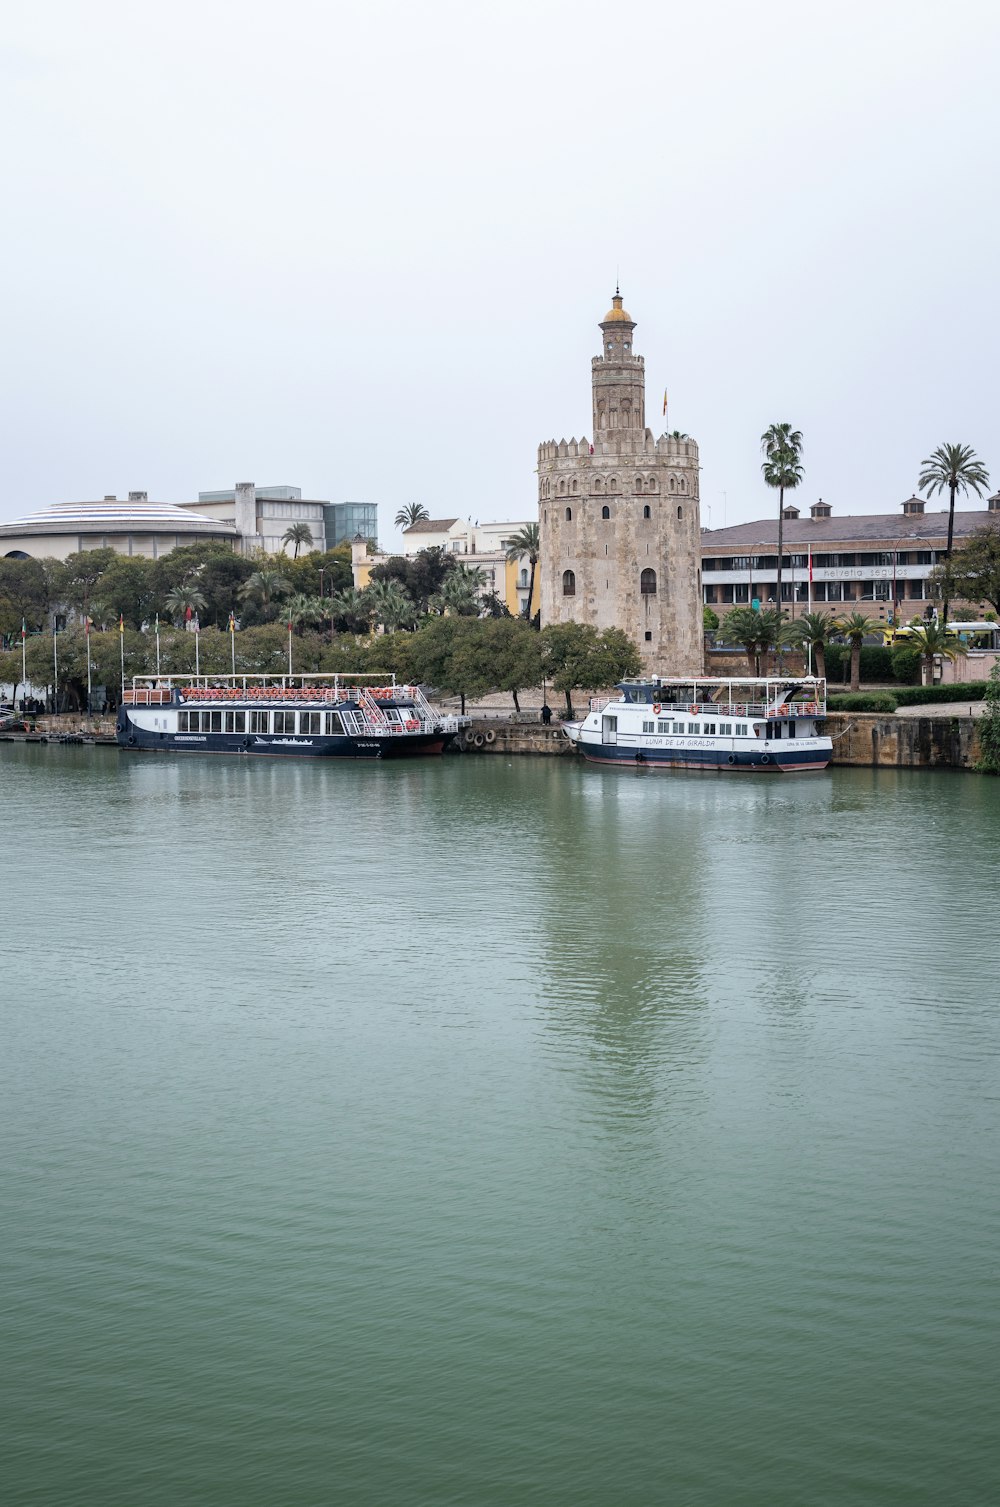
[562,569,576,596]
[634,476,643,493]
[643,505,651,519]
[677,506,683,520]
[610,478,619,493]
[640,569,657,595]
[559,478,566,495]
[679,476,687,494]
[572,478,578,493]
[565,506,572,521]
[648,476,657,492]
[601,505,610,520]
[669,476,676,493]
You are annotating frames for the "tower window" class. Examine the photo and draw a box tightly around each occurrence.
[565,506,572,521]
[643,505,651,519]
[641,569,657,596]
[677,506,683,520]
[644,631,652,641]
[562,569,576,596]
[601,505,610,519]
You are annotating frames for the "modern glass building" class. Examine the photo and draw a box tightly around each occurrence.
[324,502,377,549]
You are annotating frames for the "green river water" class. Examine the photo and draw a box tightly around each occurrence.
[2,745,999,1506]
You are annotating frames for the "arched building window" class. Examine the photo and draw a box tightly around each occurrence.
[562,569,576,596]
[643,504,651,519]
[677,506,683,520]
[559,478,566,495]
[640,569,657,595]
[634,476,643,493]
[601,505,610,519]
[565,506,572,521]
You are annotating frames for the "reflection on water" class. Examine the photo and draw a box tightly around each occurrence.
[2,746,1000,1507]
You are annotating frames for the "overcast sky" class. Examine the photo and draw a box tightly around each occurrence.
[2,0,997,548]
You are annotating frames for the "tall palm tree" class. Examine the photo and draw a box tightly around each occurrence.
[282,522,314,558]
[723,606,781,676]
[785,610,837,680]
[238,569,292,621]
[918,443,990,626]
[394,502,430,530]
[362,578,414,632]
[761,424,804,624]
[504,522,540,623]
[904,622,959,687]
[164,584,207,627]
[836,611,882,692]
[432,573,481,617]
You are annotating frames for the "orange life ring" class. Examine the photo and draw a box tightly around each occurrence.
[778,704,789,717]
[653,702,662,715]
[689,704,699,715]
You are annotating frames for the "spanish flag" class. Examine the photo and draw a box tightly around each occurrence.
[228,612,236,634]
[118,614,124,635]
[662,388,668,416]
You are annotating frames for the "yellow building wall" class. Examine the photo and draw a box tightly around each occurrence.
[504,557,540,617]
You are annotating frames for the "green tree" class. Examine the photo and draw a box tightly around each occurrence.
[93,555,160,629]
[282,521,314,558]
[285,594,324,633]
[702,605,719,631]
[163,584,207,627]
[722,606,782,677]
[370,547,453,613]
[407,617,490,714]
[479,618,543,712]
[238,569,292,623]
[836,612,883,691]
[431,570,482,617]
[761,423,804,622]
[918,443,990,625]
[936,521,1000,618]
[975,661,1000,773]
[540,622,642,718]
[785,609,837,680]
[504,523,541,623]
[153,542,255,627]
[283,545,353,601]
[903,622,959,687]
[0,556,58,637]
[394,502,430,530]
[55,548,118,617]
[328,588,371,635]
[362,578,415,632]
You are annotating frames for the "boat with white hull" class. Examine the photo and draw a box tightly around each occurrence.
[563,676,832,772]
[116,674,468,759]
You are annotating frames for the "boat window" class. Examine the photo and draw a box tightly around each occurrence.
[177,710,188,732]
[657,720,669,734]
[719,722,732,735]
[325,712,344,735]
[273,711,295,734]
[704,722,716,734]
[223,711,243,734]
[753,723,763,737]
[643,720,654,733]
[251,710,268,734]
[301,712,322,735]
[210,711,222,733]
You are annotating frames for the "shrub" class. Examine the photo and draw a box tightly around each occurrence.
[826,692,899,712]
[703,605,719,631]
[890,643,922,684]
[823,642,893,683]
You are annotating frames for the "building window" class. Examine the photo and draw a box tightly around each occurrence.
[677,506,683,520]
[565,506,572,521]
[562,569,576,596]
[640,569,657,595]
[519,569,528,587]
[643,505,651,519]
[644,631,652,641]
[601,505,610,519]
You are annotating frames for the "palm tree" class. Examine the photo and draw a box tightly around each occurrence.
[164,584,207,627]
[432,573,481,617]
[723,606,782,676]
[282,522,314,558]
[668,430,690,440]
[328,587,370,634]
[905,622,959,687]
[836,611,883,691]
[285,593,324,633]
[918,443,990,626]
[785,610,837,680]
[504,523,540,623]
[761,423,804,624]
[238,569,292,621]
[394,502,430,530]
[362,578,414,632]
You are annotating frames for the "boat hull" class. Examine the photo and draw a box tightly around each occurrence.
[116,715,453,759]
[572,740,830,772]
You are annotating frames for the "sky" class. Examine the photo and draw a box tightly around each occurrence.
[2,0,998,550]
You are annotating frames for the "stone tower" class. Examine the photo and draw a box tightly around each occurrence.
[537,292,703,674]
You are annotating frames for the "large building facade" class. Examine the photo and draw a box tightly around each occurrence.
[537,293,703,673]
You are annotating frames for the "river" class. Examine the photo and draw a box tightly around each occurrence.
[2,746,999,1505]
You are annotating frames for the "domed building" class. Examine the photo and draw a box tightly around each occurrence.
[0,493,238,560]
[538,292,703,674]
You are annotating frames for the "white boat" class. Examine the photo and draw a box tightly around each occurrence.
[563,676,832,772]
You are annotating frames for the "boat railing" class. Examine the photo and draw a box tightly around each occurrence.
[620,697,826,718]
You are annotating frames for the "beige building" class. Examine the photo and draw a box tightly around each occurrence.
[537,292,703,673]
[354,518,540,618]
[701,492,1000,623]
